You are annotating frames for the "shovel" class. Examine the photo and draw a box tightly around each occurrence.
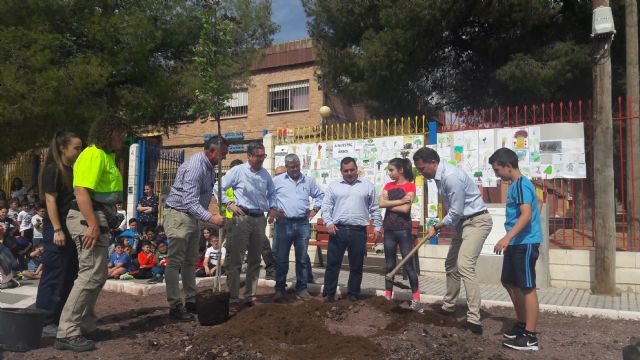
[385,233,437,289]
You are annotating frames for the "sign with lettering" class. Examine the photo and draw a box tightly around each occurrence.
[332,141,358,159]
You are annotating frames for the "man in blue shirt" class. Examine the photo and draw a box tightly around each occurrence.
[490,148,541,351]
[321,157,382,302]
[215,142,278,307]
[415,147,493,334]
[271,154,324,301]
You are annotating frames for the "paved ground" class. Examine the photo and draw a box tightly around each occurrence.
[2,265,639,321]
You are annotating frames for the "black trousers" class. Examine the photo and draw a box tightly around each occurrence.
[36,220,78,326]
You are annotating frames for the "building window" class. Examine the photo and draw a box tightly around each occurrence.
[222,90,248,118]
[268,80,309,113]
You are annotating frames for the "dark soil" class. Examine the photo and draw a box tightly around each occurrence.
[1,287,636,360]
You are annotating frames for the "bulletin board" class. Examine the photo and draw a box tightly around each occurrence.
[274,135,426,224]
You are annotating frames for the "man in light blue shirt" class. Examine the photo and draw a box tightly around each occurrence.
[271,154,324,301]
[414,147,493,334]
[214,142,278,307]
[321,157,382,302]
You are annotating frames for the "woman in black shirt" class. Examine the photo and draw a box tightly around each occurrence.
[36,131,83,338]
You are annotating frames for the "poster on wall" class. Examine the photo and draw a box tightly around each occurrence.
[274,135,426,223]
[435,123,585,181]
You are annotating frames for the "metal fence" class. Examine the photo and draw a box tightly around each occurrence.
[274,97,640,252]
[1,150,45,199]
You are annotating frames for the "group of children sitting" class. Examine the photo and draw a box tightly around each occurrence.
[108,220,226,284]
[0,198,47,287]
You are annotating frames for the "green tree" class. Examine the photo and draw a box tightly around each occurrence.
[303,0,627,117]
[0,0,277,161]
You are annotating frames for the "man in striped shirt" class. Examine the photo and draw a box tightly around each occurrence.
[163,136,228,321]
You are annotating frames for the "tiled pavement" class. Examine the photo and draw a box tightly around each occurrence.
[2,266,639,320]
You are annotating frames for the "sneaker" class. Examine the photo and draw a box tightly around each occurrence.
[464,321,483,335]
[296,290,312,300]
[409,300,424,314]
[503,333,539,351]
[54,336,96,352]
[148,274,164,284]
[346,294,358,302]
[185,301,197,314]
[41,324,58,338]
[273,291,285,303]
[0,279,19,289]
[119,273,134,280]
[169,304,194,322]
[503,322,526,339]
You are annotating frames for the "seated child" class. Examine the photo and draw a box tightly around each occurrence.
[155,225,168,244]
[21,243,44,279]
[108,242,133,279]
[0,234,19,289]
[197,233,226,277]
[148,241,168,284]
[31,207,45,246]
[134,241,157,279]
[194,246,205,275]
[143,227,159,249]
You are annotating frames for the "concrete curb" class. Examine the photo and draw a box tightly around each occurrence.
[100,277,640,321]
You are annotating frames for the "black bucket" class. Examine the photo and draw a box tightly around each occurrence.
[196,289,230,326]
[0,308,47,352]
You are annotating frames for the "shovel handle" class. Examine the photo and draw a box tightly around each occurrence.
[385,234,433,280]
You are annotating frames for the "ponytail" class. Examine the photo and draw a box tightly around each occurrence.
[389,157,414,182]
[38,131,79,197]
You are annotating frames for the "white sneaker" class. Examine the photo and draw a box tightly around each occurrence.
[409,300,424,314]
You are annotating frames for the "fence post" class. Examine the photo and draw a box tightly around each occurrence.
[538,203,551,288]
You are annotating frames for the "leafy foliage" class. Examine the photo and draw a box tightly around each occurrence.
[0,0,277,160]
[303,0,628,117]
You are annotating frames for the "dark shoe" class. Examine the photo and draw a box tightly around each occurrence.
[42,324,58,338]
[464,321,483,335]
[148,274,164,284]
[169,304,194,322]
[347,294,358,302]
[229,301,241,315]
[296,290,312,300]
[503,322,526,339]
[84,328,112,341]
[54,336,96,352]
[273,291,285,303]
[503,333,539,351]
[437,306,456,317]
[265,272,276,281]
[323,295,336,303]
[185,301,197,314]
[243,300,255,308]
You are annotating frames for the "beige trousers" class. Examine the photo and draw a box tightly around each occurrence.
[163,207,201,308]
[441,212,493,325]
[225,215,267,303]
[57,209,111,338]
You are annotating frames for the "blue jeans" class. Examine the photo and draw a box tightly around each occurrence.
[36,220,78,326]
[274,219,311,293]
[322,226,366,298]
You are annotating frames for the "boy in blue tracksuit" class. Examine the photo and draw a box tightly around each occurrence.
[489,148,541,351]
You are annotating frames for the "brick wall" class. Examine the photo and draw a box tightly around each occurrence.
[162,63,322,164]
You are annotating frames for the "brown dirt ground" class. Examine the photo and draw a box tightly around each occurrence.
[1,287,636,360]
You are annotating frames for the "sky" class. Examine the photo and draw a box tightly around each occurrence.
[271,0,310,44]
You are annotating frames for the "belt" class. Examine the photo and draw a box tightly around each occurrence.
[238,206,264,217]
[335,223,366,231]
[284,217,308,221]
[463,209,489,222]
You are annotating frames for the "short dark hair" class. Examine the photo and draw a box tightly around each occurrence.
[144,183,153,189]
[155,225,165,233]
[229,159,243,168]
[488,148,519,169]
[413,147,440,164]
[247,142,265,155]
[144,226,156,234]
[128,218,137,224]
[204,135,229,151]
[340,157,357,168]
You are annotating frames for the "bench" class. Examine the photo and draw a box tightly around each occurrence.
[309,219,421,269]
